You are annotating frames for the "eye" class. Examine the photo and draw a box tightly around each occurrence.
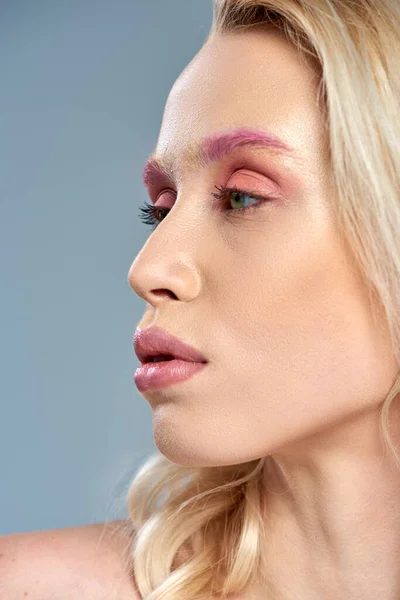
[137,184,274,231]
[211,184,266,211]
[137,202,169,229]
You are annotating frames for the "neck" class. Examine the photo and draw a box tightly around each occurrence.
[258,404,400,600]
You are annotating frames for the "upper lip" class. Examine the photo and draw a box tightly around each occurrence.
[133,326,208,365]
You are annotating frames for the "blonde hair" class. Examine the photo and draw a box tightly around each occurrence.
[122,1,400,598]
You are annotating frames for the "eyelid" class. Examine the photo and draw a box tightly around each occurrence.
[154,189,176,204]
[151,167,282,206]
[225,169,282,197]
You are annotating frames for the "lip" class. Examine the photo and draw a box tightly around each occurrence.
[133,325,208,365]
[134,359,207,392]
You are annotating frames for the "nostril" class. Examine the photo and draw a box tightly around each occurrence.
[152,289,178,300]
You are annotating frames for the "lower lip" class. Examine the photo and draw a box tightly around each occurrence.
[134,359,207,392]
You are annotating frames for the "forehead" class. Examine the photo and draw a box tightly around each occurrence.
[148,28,325,181]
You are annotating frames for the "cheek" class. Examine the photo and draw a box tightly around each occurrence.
[212,201,339,353]
[218,225,348,379]
[208,206,392,429]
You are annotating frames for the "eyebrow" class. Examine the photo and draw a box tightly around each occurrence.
[141,126,298,189]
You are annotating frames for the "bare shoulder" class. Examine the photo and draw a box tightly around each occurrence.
[0,519,142,599]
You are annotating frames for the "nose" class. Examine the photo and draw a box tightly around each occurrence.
[127,250,202,308]
[127,189,206,309]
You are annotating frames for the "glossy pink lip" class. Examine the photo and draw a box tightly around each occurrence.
[134,359,206,392]
[133,326,208,365]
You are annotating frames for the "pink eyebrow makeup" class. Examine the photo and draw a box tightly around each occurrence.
[141,126,296,192]
[201,127,294,163]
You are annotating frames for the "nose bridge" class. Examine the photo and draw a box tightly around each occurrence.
[127,205,203,305]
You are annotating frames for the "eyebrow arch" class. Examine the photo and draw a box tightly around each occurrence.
[141,126,298,189]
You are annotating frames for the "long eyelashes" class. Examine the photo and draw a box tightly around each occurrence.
[137,184,269,231]
[138,202,169,229]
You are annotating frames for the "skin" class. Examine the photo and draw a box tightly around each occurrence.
[127,27,400,600]
[0,521,139,599]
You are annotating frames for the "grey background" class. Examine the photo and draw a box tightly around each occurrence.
[0,0,212,535]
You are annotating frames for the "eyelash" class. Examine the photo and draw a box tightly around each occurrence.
[138,184,270,231]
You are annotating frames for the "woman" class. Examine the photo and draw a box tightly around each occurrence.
[3,1,399,599]
[126,0,400,598]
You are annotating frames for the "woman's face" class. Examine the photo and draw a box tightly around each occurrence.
[128,28,399,467]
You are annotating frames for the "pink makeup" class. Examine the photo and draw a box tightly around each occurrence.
[141,126,296,198]
[134,360,207,392]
